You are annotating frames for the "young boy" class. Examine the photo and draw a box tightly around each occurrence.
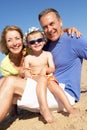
[23,27,77,123]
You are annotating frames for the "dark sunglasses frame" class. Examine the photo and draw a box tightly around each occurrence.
[27,38,45,45]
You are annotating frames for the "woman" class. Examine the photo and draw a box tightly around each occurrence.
[0,25,27,116]
[0,25,25,75]
[0,25,81,123]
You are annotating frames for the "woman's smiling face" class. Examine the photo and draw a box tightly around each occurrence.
[6,30,23,55]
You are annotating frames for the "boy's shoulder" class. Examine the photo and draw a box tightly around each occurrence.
[43,50,52,57]
[43,50,51,54]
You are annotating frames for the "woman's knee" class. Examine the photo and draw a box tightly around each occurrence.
[5,76,15,85]
[3,76,18,92]
[0,77,6,86]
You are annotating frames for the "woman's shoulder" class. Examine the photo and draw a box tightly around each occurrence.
[1,55,9,65]
[1,54,18,76]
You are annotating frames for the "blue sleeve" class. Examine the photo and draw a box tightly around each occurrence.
[72,35,87,59]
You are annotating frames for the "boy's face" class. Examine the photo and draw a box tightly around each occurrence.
[27,32,45,52]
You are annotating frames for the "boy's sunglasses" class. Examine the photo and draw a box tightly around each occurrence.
[28,38,45,45]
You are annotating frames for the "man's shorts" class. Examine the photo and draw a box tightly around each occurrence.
[17,78,75,112]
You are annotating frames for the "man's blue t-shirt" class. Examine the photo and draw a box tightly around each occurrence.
[45,33,87,101]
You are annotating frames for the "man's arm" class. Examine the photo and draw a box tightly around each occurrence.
[46,52,55,74]
[63,27,82,38]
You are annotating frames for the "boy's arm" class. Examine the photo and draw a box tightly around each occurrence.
[19,56,32,79]
[46,52,55,75]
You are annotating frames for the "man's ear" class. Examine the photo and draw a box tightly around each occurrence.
[58,18,62,27]
[60,22,62,27]
[60,19,62,27]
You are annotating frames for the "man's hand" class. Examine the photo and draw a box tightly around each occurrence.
[63,27,82,38]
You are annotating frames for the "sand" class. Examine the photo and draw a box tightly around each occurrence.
[0,60,87,130]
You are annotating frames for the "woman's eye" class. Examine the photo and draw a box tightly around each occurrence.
[7,39,11,42]
[16,37,21,40]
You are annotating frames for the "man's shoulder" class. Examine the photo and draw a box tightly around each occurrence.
[61,33,86,45]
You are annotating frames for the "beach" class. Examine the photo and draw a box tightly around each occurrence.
[0,60,87,130]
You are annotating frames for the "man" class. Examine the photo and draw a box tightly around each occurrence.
[38,8,87,104]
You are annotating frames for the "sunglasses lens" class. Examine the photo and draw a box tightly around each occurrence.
[29,41,35,44]
[28,38,44,45]
[37,38,43,43]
